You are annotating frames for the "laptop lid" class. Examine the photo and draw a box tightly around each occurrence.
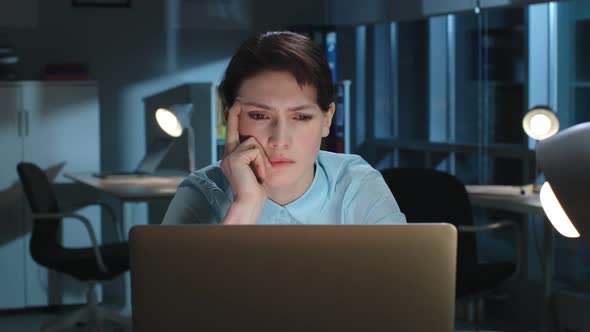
[130,224,457,332]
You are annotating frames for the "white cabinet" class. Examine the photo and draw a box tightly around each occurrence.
[22,83,100,180]
[0,81,100,309]
[0,85,26,309]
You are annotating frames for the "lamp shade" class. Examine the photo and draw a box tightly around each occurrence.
[523,106,559,140]
[155,103,194,137]
[536,122,590,242]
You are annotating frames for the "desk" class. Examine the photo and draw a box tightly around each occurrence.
[65,176,555,330]
[64,173,186,314]
[466,186,554,332]
[64,173,184,202]
[467,190,543,214]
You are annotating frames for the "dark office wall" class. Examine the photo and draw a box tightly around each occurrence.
[326,0,552,25]
[0,0,324,172]
[252,0,326,31]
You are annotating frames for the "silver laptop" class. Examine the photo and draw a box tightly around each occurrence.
[130,224,457,332]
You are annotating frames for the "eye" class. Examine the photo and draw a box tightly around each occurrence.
[248,112,269,120]
[294,114,313,121]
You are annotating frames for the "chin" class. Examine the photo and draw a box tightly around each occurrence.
[264,171,298,189]
[264,162,315,190]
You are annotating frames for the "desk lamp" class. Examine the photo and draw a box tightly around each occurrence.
[536,122,590,242]
[523,106,560,141]
[155,103,196,171]
[522,106,560,192]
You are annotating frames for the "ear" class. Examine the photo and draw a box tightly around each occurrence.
[321,103,336,138]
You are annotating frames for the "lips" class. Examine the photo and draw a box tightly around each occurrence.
[270,157,295,167]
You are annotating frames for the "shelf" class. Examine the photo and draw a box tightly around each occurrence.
[373,138,534,159]
[576,20,590,81]
[486,81,524,86]
[573,81,590,88]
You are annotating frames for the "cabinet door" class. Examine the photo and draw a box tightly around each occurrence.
[0,85,26,309]
[21,82,101,306]
[22,82,100,179]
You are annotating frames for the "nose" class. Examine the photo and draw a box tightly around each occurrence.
[268,117,291,149]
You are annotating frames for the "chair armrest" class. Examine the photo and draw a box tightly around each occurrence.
[60,200,122,241]
[32,212,108,273]
[458,220,518,233]
[459,220,522,282]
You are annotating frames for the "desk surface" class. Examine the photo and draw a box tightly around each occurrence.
[65,173,544,214]
[64,173,185,202]
[467,189,543,215]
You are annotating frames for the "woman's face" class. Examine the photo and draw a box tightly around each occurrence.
[236,70,334,190]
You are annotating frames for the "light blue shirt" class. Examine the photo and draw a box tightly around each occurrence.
[162,151,406,225]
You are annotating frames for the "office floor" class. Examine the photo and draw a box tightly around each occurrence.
[0,306,532,332]
[0,306,128,332]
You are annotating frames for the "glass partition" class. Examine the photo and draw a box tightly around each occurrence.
[335,0,590,326]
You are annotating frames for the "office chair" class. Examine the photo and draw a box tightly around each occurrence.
[17,162,131,332]
[380,167,521,324]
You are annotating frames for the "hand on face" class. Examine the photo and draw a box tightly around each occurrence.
[220,100,272,209]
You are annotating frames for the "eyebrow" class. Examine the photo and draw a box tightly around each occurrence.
[241,101,316,112]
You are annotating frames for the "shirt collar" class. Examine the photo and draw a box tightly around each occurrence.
[281,159,329,223]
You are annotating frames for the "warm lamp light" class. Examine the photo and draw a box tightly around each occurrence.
[523,106,559,140]
[539,182,580,238]
[156,104,193,137]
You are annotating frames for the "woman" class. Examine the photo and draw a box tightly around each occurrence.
[162,31,405,225]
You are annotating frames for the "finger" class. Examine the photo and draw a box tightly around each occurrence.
[229,144,267,181]
[246,146,268,183]
[236,137,272,170]
[223,100,242,158]
[235,139,270,181]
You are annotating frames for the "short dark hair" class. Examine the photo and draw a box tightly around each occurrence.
[218,31,335,113]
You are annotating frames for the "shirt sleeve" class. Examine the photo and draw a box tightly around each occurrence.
[161,176,231,225]
[343,170,407,225]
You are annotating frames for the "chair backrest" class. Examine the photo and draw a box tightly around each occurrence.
[16,162,62,266]
[380,168,478,271]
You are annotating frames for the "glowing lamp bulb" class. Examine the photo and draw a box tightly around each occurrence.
[530,114,552,137]
[539,182,580,238]
[156,108,182,137]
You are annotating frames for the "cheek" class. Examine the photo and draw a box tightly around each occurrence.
[293,125,324,150]
[237,117,270,144]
